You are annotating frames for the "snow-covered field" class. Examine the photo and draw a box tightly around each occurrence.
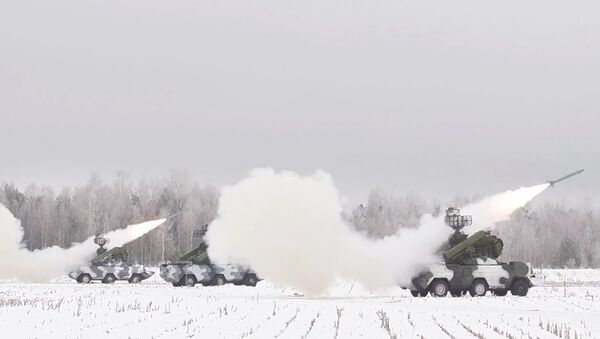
[1,269,600,339]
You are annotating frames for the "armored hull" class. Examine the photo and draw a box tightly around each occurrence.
[160,263,259,287]
[409,259,533,297]
[69,263,154,284]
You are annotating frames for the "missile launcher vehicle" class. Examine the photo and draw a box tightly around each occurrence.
[160,226,259,287]
[407,208,534,297]
[69,235,154,284]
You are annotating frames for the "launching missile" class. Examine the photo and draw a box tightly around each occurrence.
[548,169,584,186]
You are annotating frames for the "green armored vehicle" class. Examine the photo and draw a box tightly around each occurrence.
[408,208,534,297]
[69,235,154,284]
[160,227,259,287]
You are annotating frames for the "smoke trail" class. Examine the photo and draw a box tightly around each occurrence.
[462,183,549,234]
[0,204,165,282]
[206,168,549,295]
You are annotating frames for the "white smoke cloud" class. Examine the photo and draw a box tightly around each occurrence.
[462,183,549,234]
[206,168,549,295]
[0,204,165,282]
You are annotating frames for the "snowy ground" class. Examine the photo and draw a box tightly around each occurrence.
[1,269,599,339]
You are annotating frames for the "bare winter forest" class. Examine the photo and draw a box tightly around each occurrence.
[2,171,597,268]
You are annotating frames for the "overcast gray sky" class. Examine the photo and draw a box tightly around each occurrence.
[1,0,598,202]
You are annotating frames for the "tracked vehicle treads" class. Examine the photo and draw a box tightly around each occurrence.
[160,226,259,287]
[407,208,534,297]
[68,235,154,284]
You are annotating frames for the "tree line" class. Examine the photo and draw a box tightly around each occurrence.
[2,172,597,268]
[1,170,218,264]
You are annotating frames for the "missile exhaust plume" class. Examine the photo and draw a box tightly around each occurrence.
[207,168,550,295]
[462,183,549,233]
[0,203,165,282]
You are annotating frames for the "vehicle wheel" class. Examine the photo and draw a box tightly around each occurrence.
[171,276,185,287]
[410,290,427,297]
[243,274,258,287]
[78,274,92,284]
[493,289,508,296]
[469,279,488,297]
[450,290,463,297]
[511,279,529,297]
[429,280,449,297]
[211,274,226,286]
[102,274,116,284]
[184,275,197,287]
[129,274,142,284]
